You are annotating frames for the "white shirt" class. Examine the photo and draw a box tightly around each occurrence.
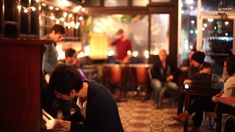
[76,97,87,119]
[222,75,235,97]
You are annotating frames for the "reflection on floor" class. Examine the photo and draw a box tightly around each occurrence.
[117,99,215,132]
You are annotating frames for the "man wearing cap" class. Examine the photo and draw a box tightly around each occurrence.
[173,51,212,132]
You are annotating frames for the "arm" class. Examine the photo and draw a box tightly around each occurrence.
[111,39,119,46]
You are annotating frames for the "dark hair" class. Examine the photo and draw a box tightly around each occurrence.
[191,51,205,64]
[49,64,83,95]
[65,48,76,58]
[116,29,124,35]
[50,24,65,34]
[226,56,235,76]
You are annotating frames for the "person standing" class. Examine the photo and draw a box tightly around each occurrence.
[111,29,132,63]
[42,24,65,75]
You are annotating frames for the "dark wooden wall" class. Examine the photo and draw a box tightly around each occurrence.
[0,39,50,132]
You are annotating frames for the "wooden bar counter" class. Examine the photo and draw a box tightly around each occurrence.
[0,38,51,132]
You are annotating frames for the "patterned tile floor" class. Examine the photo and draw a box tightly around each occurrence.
[117,99,215,132]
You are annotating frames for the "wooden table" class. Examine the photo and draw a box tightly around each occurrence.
[216,97,235,132]
[183,87,221,132]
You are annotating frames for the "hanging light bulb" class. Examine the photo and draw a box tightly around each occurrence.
[81,8,86,12]
[70,21,75,27]
[49,6,54,10]
[24,8,28,13]
[63,12,68,17]
[41,3,46,7]
[31,7,36,12]
[56,20,60,24]
[79,16,83,21]
[17,5,22,11]
[68,13,73,18]
[60,17,65,22]
[75,22,80,29]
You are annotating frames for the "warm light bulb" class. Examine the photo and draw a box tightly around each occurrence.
[60,17,65,22]
[225,21,229,26]
[50,15,55,20]
[208,18,213,22]
[24,8,28,13]
[127,50,132,55]
[63,12,68,17]
[144,50,149,59]
[31,7,36,12]
[79,16,83,21]
[49,6,54,10]
[75,22,80,29]
[133,51,139,57]
[81,8,86,12]
[41,3,46,7]
[70,21,75,27]
[55,7,60,11]
[73,5,82,12]
[17,5,22,11]
[68,14,73,18]
[56,20,60,24]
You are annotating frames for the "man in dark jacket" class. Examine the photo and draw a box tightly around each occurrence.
[150,49,178,108]
[174,51,212,132]
[49,64,123,132]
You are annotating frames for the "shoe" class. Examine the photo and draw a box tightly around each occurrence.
[172,112,189,123]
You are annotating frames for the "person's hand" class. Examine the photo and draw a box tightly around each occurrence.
[180,66,188,72]
[166,75,174,81]
[57,119,71,132]
[212,93,222,102]
[200,68,211,74]
[184,79,192,84]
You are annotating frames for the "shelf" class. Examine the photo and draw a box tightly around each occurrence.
[4,21,18,25]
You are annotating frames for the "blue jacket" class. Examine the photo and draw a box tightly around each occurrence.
[67,81,124,132]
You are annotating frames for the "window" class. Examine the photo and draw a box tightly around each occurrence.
[104,0,128,7]
[150,14,170,55]
[133,0,149,6]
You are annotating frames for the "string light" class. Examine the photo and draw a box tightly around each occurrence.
[63,12,68,17]
[15,0,87,29]
[31,7,36,12]
[17,5,22,11]
[24,8,28,13]
[49,6,54,10]
[68,13,73,18]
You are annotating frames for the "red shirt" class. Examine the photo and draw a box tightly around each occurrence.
[111,39,132,60]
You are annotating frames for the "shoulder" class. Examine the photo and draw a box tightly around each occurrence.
[225,76,235,87]
[88,81,113,99]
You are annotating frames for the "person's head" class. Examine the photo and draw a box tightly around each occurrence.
[189,49,197,60]
[65,48,77,66]
[116,29,125,40]
[49,64,83,101]
[49,24,65,43]
[191,51,205,68]
[158,49,168,63]
[226,56,235,76]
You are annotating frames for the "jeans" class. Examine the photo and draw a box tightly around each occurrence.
[151,79,178,106]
